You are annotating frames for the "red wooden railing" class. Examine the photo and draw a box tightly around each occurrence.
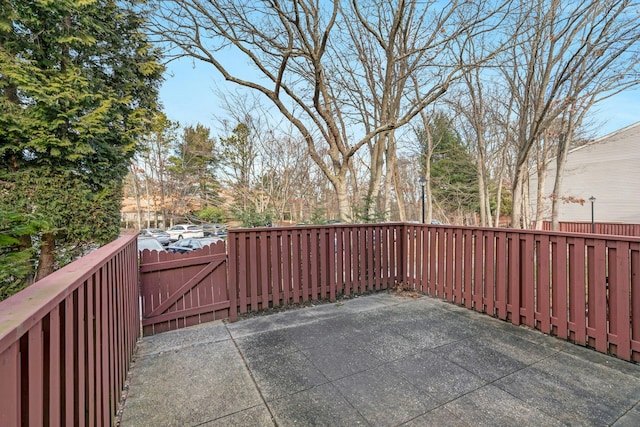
[542,221,640,236]
[227,224,402,319]
[402,224,640,362]
[0,233,140,426]
[5,224,640,425]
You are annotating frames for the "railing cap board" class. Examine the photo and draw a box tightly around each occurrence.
[227,222,406,233]
[0,233,138,355]
[402,223,640,242]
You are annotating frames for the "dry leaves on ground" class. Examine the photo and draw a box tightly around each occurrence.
[391,282,422,298]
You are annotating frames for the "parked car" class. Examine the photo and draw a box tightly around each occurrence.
[216,225,228,238]
[139,228,171,246]
[202,223,227,238]
[201,223,219,237]
[137,236,166,253]
[167,237,223,254]
[166,224,204,241]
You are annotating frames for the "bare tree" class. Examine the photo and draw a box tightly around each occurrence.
[413,109,437,223]
[218,122,256,212]
[451,78,521,228]
[147,0,509,221]
[127,113,178,228]
[447,7,520,228]
[215,92,321,222]
[124,162,143,229]
[450,70,494,226]
[502,0,640,228]
[147,1,351,220]
[257,133,316,222]
[532,127,557,228]
[338,0,510,220]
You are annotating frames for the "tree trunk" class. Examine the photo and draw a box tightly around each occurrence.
[393,164,406,222]
[383,171,392,221]
[145,183,151,228]
[477,164,488,226]
[35,233,56,282]
[474,130,490,227]
[534,169,547,230]
[367,134,386,218]
[386,132,405,221]
[334,174,351,222]
[510,167,527,228]
[493,144,509,227]
[494,178,503,227]
[522,176,531,228]
[425,143,433,224]
[550,129,575,230]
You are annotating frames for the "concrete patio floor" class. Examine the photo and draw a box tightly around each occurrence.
[119,293,640,426]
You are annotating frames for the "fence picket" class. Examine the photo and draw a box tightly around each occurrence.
[631,244,640,362]
[522,234,535,328]
[536,235,551,334]
[5,225,640,425]
[0,342,20,425]
[588,240,607,352]
[484,230,495,316]
[454,229,464,305]
[609,241,632,359]
[508,232,521,325]
[495,232,508,320]
[568,238,587,345]
[552,236,569,339]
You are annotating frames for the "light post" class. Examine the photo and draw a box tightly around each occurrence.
[589,196,596,233]
[419,177,427,223]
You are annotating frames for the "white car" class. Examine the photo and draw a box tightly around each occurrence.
[137,236,166,253]
[166,224,204,241]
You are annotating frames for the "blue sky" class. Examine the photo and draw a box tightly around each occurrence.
[159,57,640,141]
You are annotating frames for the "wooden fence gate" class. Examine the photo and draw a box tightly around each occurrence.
[136,224,640,362]
[139,242,229,336]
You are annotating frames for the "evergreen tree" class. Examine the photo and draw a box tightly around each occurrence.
[168,124,219,205]
[218,123,257,216]
[165,124,220,220]
[0,0,163,288]
[421,113,479,222]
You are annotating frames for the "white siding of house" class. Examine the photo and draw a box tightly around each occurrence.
[529,122,640,224]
